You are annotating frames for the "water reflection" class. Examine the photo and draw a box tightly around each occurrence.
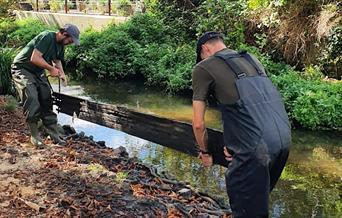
[54,80,342,218]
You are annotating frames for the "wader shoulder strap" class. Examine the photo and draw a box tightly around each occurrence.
[239,51,266,76]
[215,51,266,79]
[215,52,247,79]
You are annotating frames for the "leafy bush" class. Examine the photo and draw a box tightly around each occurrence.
[293,86,341,129]
[155,44,195,93]
[49,0,61,13]
[131,43,171,85]
[302,65,324,80]
[0,47,17,95]
[119,13,170,44]
[320,24,342,79]
[147,0,197,43]
[132,43,195,93]
[89,30,140,78]
[65,28,102,78]
[7,18,54,47]
[0,18,18,45]
[195,0,246,47]
[247,0,269,9]
[271,72,342,130]
[75,28,139,79]
[66,14,171,78]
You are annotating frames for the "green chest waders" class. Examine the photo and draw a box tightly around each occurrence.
[11,65,65,146]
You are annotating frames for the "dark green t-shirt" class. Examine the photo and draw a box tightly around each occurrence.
[13,31,64,74]
[192,48,266,105]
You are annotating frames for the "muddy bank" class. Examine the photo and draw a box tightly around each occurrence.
[0,96,231,217]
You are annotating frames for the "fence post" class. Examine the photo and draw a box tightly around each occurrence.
[65,0,68,13]
[36,0,38,11]
[108,0,111,16]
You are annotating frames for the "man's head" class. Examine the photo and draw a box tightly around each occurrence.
[196,31,226,63]
[57,24,80,46]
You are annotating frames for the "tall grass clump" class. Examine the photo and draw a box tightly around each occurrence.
[0,47,17,95]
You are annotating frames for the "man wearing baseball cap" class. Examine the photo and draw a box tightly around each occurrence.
[11,23,80,148]
[192,31,291,217]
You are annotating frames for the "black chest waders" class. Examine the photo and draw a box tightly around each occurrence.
[215,51,291,218]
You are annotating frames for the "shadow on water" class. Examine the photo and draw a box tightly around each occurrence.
[54,80,342,218]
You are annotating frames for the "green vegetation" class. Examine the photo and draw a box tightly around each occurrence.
[0,18,18,45]
[320,23,342,79]
[0,0,341,130]
[64,11,341,130]
[0,46,17,95]
[2,18,55,47]
[271,72,342,130]
[195,0,246,47]
[1,95,18,111]
[65,14,195,93]
[114,171,129,185]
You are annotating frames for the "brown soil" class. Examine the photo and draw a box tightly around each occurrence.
[0,96,231,218]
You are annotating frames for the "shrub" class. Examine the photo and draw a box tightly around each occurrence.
[66,13,194,85]
[320,24,342,79]
[7,18,54,47]
[0,18,18,45]
[247,0,269,9]
[195,0,246,47]
[119,13,170,44]
[131,43,171,85]
[117,0,132,16]
[156,44,195,93]
[64,27,102,78]
[76,29,139,79]
[292,86,341,129]
[136,43,195,93]
[0,47,17,95]
[271,72,342,130]
[302,65,324,80]
[147,0,197,43]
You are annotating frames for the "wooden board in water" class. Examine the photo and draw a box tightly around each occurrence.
[53,92,229,167]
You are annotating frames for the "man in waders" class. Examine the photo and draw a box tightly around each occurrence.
[11,24,80,148]
[192,31,291,218]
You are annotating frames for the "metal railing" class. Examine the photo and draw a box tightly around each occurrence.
[18,0,144,16]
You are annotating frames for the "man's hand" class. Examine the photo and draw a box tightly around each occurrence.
[49,67,60,77]
[223,147,233,161]
[199,153,213,167]
[52,60,67,86]
[59,71,68,86]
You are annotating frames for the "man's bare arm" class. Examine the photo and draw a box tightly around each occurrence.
[192,100,208,152]
[31,49,60,77]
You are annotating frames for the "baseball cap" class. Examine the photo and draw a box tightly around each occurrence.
[196,31,223,63]
[62,24,80,45]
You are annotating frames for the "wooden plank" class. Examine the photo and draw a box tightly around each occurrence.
[53,92,229,167]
